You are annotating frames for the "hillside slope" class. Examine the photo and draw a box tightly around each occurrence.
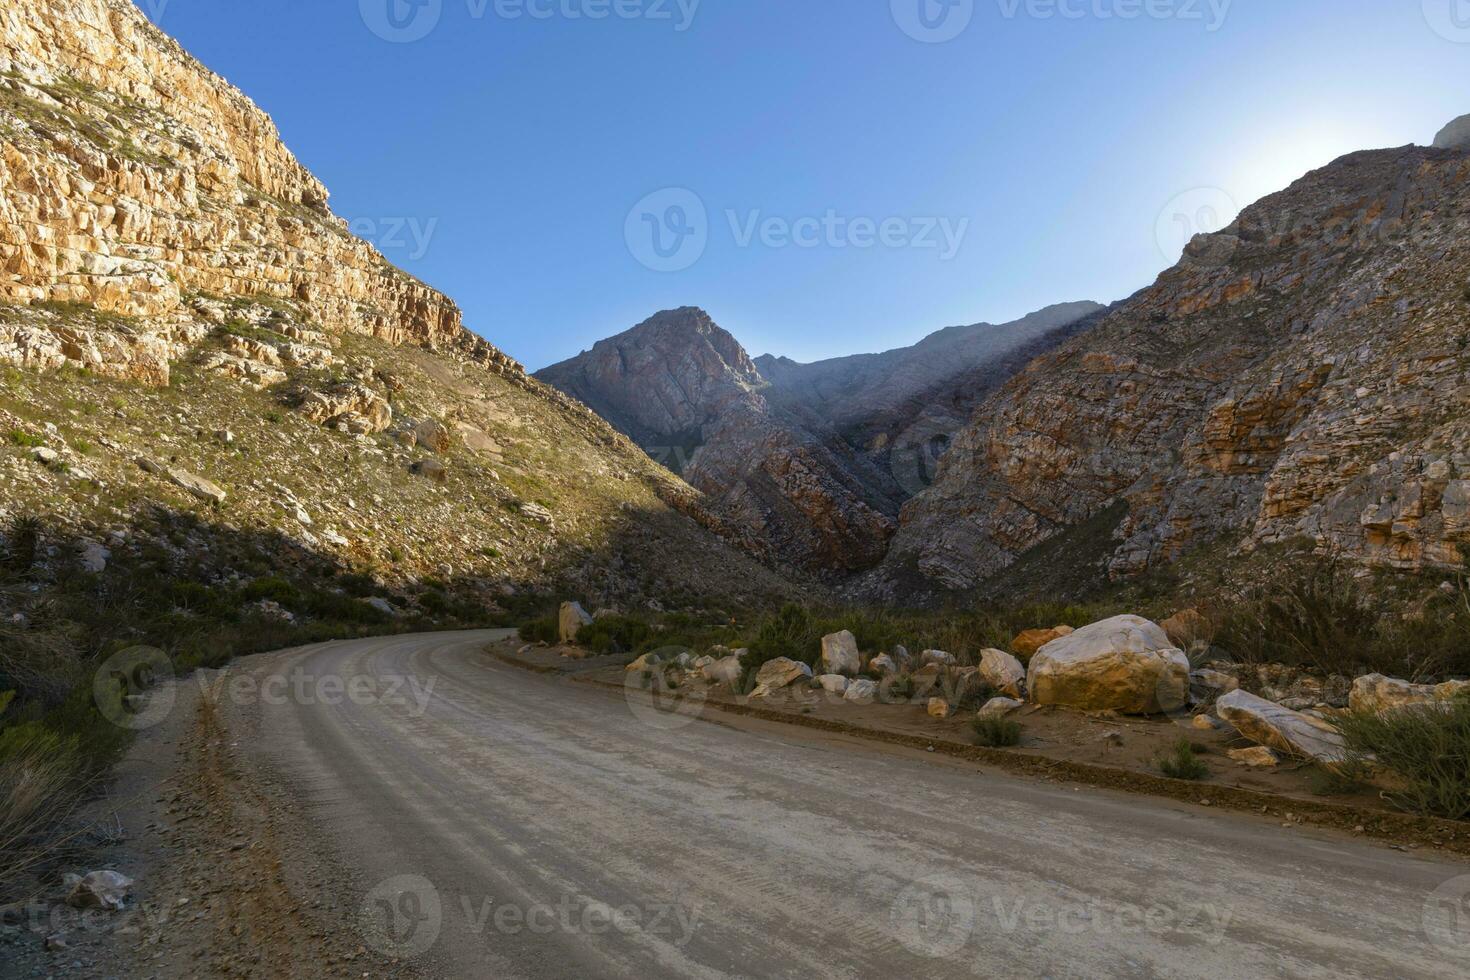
[863,139,1470,601]
[0,0,799,614]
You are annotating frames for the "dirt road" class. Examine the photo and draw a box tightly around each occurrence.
[141,630,1470,977]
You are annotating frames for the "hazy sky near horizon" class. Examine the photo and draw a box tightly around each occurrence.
[143,0,1469,369]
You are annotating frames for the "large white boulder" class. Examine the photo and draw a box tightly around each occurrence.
[821,631,862,676]
[920,649,956,667]
[750,658,813,698]
[978,648,1026,699]
[1216,690,1349,766]
[1348,674,1469,715]
[845,678,878,703]
[1027,615,1188,714]
[558,601,593,643]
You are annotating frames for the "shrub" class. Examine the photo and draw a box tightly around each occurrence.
[575,615,652,655]
[0,724,87,899]
[973,716,1021,747]
[519,614,558,644]
[242,575,301,606]
[1156,738,1209,780]
[6,429,43,448]
[1334,700,1470,819]
[740,604,820,690]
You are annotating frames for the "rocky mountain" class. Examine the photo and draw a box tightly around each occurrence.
[536,303,1105,576]
[0,0,800,613]
[537,308,902,575]
[756,301,1106,497]
[862,134,1470,601]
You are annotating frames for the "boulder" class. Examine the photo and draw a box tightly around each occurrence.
[1190,714,1219,731]
[1026,616,1188,714]
[1228,746,1280,768]
[927,697,952,719]
[414,418,452,453]
[817,674,850,695]
[820,630,861,676]
[1011,625,1074,662]
[977,648,1026,699]
[1348,674,1469,715]
[703,655,744,688]
[692,655,715,670]
[626,651,665,673]
[977,696,1023,720]
[65,870,133,911]
[410,458,448,484]
[867,653,900,676]
[558,601,593,643]
[1433,113,1470,151]
[166,466,227,504]
[1216,690,1349,765]
[751,658,813,698]
[844,678,878,703]
[920,649,956,667]
[366,597,398,617]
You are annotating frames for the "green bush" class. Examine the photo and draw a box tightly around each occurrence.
[575,615,653,655]
[519,614,558,644]
[1334,700,1470,819]
[6,429,43,448]
[740,604,820,691]
[1156,738,1209,781]
[242,575,301,606]
[973,716,1021,748]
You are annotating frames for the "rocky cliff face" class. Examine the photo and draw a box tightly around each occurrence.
[0,0,518,383]
[864,140,1470,600]
[0,0,801,611]
[538,308,901,575]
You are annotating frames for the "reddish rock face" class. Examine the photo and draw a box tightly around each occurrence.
[861,141,1470,601]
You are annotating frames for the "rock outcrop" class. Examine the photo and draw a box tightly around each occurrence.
[864,129,1470,599]
[0,0,521,383]
[1348,673,1469,715]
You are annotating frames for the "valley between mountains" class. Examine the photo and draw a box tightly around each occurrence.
[5,1,1470,977]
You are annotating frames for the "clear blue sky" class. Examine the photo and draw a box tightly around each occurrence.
[141,0,1470,370]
